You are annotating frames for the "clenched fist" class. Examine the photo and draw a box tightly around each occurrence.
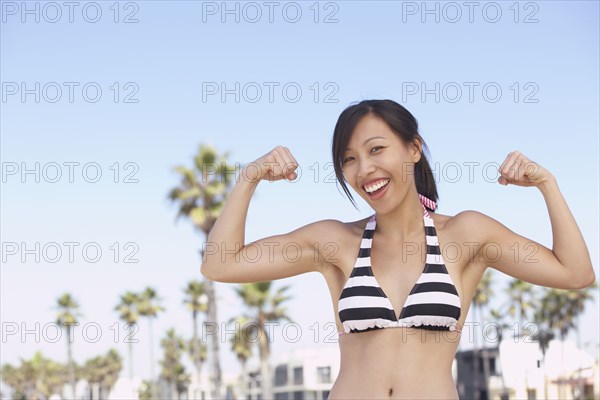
[497,150,554,187]
[242,146,299,183]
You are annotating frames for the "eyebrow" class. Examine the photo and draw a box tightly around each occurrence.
[345,136,386,151]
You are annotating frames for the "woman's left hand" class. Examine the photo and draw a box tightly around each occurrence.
[498,150,554,187]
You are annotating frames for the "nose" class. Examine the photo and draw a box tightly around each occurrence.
[357,157,376,180]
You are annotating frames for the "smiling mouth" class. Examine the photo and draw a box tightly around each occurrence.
[363,179,390,194]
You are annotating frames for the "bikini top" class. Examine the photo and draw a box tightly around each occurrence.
[338,195,462,334]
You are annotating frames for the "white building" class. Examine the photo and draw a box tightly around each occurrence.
[457,338,599,400]
[239,339,598,400]
[241,346,339,400]
[499,339,598,400]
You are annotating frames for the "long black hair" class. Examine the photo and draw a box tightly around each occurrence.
[331,99,438,211]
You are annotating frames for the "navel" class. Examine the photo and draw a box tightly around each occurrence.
[388,388,393,397]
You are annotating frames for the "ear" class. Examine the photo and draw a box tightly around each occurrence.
[410,138,423,163]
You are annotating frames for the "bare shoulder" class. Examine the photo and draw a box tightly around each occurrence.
[298,216,370,269]
[430,210,509,268]
[431,209,493,239]
[300,217,368,243]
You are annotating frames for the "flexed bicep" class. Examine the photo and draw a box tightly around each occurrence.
[202,220,342,283]
[467,211,586,289]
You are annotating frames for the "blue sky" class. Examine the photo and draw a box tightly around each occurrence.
[1,0,599,382]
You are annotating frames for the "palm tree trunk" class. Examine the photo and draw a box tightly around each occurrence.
[479,304,491,400]
[193,311,202,399]
[539,343,550,400]
[149,318,157,399]
[497,327,508,400]
[25,382,34,400]
[205,279,222,399]
[67,326,76,398]
[482,342,491,398]
[559,337,566,400]
[167,380,174,400]
[517,309,529,397]
[576,316,584,399]
[472,306,481,400]
[481,349,491,398]
[240,360,247,400]
[259,321,272,400]
[543,363,549,400]
[128,325,134,380]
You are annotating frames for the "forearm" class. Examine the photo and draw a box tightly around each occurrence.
[538,176,595,284]
[203,176,259,270]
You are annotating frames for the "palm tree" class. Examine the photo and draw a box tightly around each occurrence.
[533,295,556,400]
[505,279,535,338]
[541,284,597,399]
[56,293,81,397]
[175,365,192,400]
[37,354,69,399]
[235,282,292,400]
[169,144,238,399]
[471,270,494,400]
[503,279,537,396]
[186,337,207,399]
[229,316,253,399]
[82,349,123,398]
[138,286,164,398]
[115,291,140,380]
[183,280,209,397]
[489,308,510,398]
[138,380,153,400]
[2,352,68,400]
[20,357,38,399]
[160,328,190,400]
[568,283,598,398]
[102,349,123,397]
[540,288,574,399]
[1,363,27,399]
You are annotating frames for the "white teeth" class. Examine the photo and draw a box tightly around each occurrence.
[364,179,390,193]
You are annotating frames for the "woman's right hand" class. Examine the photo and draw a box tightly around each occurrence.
[242,146,299,183]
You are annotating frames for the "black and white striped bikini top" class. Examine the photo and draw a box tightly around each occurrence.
[338,201,461,334]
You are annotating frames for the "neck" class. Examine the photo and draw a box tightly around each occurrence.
[375,194,425,240]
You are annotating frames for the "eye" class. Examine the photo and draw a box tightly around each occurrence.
[342,156,355,164]
[371,146,384,153]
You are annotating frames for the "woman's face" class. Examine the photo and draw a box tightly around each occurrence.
[342,114,421,211]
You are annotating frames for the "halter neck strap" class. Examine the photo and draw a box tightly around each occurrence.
[418,193,437,217]
[369,193,437,220]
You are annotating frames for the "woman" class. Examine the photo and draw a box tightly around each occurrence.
[201,99,595,399]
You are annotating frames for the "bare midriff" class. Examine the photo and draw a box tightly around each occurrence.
[329,327,462,400]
